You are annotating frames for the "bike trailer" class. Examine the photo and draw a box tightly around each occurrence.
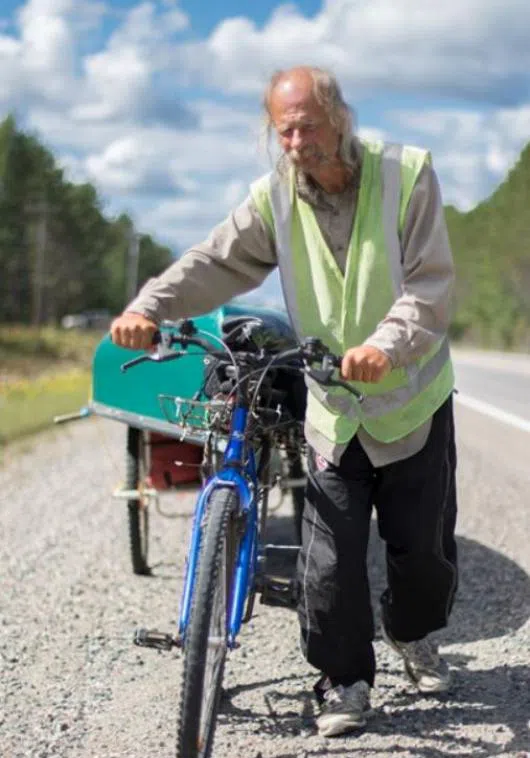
[89,302,297,490]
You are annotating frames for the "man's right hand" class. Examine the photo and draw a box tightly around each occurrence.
[110,312,158,350]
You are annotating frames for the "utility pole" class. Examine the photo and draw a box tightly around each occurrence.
[126,224,140,305]
[26,197,49,326]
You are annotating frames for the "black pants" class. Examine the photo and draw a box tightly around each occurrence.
[297,396,458,688]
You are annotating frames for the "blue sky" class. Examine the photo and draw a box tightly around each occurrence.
[1,0,529,305]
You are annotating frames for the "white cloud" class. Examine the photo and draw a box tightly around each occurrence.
[358,126,388,145]
[485,146,514,176]
[86,135,159,192]
[193,100,259,134]
[1,0,530,258]
[73,1,190,123]
[2,0,529,122]
[26,107,130,151]
[390,104,530,208]
[0,0,190,119]
[493,105,530,143]
[77,118,264,193]
[0,0,106,107]
[13,0,101,103]
[76,48,150,121]
[138,177,249,249]
[392,110,483,141]
[161,7,188,32]
[81,127,260,199]
[179,0,530,105]
[0,35,21,101]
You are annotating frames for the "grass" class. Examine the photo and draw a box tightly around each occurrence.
[0,325,104,446]
[0,369,92,445]
[0,324,102,378]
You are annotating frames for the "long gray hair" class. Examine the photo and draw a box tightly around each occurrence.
[262,66,357,171]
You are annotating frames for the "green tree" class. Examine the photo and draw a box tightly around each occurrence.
[446,145,530,350]
[0,115,175,324]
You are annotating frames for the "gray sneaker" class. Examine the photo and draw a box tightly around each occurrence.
[316,680,373,737]
[382,626,451,693]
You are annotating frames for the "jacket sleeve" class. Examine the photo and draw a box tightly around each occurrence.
[363,162,455,367]
[125,195,277,323]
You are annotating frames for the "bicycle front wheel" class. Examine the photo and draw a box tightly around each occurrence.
[177,486,239,758]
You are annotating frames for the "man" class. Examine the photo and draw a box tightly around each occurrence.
[111,66,458,738]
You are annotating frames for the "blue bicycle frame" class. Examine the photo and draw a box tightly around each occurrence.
[177,404,260,649]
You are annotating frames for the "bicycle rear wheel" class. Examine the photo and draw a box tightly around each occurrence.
[177,486,239,758]
[126,426,150,575]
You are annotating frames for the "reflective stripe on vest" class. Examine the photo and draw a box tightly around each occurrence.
[305,337,450,419]
[269,144,450,420]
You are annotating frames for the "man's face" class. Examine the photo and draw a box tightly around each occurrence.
[269,79,340,173]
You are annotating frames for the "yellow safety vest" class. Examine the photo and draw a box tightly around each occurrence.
[250,139,454,444]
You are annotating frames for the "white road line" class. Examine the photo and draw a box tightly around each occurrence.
[455,392,530,434]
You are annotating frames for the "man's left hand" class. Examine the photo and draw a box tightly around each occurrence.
[341,345,392,383]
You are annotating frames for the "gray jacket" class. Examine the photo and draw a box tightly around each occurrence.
[127,143,455,466]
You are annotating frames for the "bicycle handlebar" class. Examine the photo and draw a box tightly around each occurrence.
[119,319,364,403]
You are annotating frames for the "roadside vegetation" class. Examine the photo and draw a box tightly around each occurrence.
[0,113,173,448]
[0,326,101,445]
[447,143,530,351]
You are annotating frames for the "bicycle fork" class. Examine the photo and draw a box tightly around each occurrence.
[134,470,257,653]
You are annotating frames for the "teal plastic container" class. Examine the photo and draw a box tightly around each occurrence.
[90,303,290,443]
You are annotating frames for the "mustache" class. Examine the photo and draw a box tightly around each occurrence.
[288,145,331,164]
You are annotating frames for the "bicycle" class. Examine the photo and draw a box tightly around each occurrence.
[124,317,364,758]
[121,311,308,576]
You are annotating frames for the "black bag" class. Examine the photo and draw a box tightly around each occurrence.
[202,314,307,422]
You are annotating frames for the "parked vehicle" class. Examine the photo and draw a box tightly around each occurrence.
[61,309,112,330]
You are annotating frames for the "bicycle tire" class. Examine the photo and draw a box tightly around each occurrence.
[125,426,150,576]
[177,486,239,758]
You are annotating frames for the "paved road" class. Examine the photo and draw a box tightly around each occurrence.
[452,347,530,426]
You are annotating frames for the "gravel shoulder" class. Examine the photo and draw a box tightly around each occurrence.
[1,407,529,758]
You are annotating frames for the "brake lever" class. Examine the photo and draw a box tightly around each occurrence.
[120,354,151,372]
[306,367,364,403]
[120,332,186,372]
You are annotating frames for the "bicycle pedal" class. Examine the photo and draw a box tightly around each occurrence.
[133,628,179,651]
[260,576,299,609]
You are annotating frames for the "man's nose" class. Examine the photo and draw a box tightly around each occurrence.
[291,129,303,149]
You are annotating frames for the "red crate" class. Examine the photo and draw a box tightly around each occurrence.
[147,432,203,489]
